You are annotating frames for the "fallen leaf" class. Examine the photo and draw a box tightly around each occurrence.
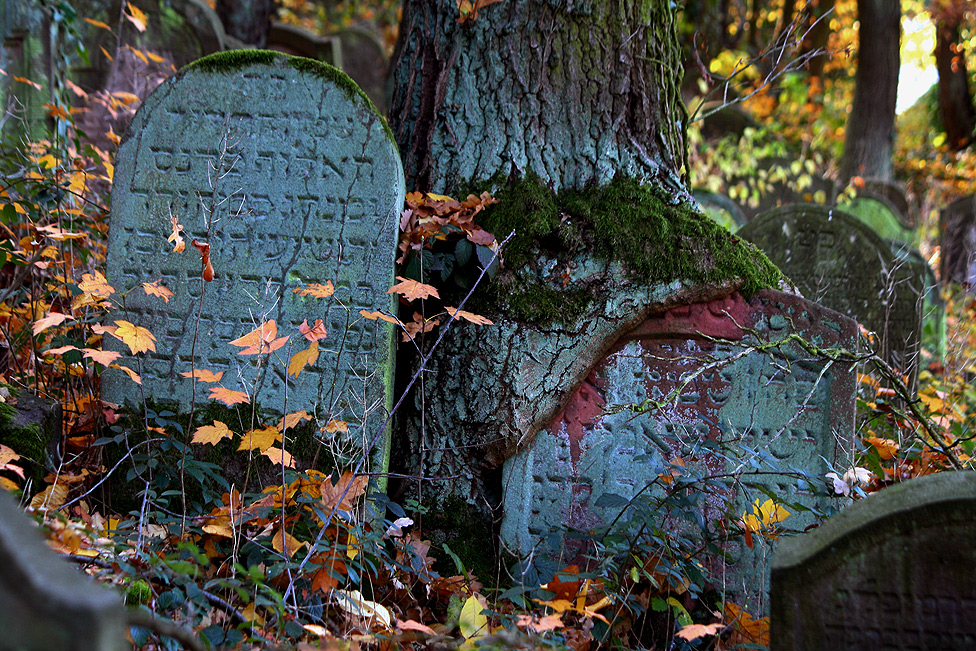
[676,622,724,641]
[397,619,436,635]
[459,594,489,639]
[209,386,249,406]
[293,282,334,298]
[515,613,563,633]
[332,589,392,630]
[180,369,224,383]
[192,421,234,445]
[32,312,74,336]
[229,320,289,355]
[388,276,440,301]
[320,472,368,513]
[112,320,156,354]
[287,342,319,377]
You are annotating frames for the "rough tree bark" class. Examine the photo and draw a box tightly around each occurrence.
[840,0,900,182]
[388,0,688,194]
[933,0,975,150]
[386,1,781,560]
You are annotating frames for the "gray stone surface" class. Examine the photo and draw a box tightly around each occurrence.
[0,491,125,651]
[104,53,403,446]
[268,22,340,67]
[940,194,976,291]
[501,289,856,611]
[738,204,927,383]
[771,471,976,650]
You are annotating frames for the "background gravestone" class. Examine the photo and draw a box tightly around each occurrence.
[502,289,856,611]
[268,22,340,68]
[940,194,976,291]
[0,491,125,651]
[837,195,914,244]
[738,204,927,384]
[772,471,976,650]
[104,52,403,452]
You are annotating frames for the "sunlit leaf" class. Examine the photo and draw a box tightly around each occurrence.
[180,368,223,383]
[83,348,121,366]
[397,619,436,635]
[262,446,294,467]
[32,312,73,336]
[83,17,112,30]
[124,2,147,32]
[459,594,489,639]
[293,281,334,298]
[237,426,280,452]
[388,276,439,301]
[209,386,249,406]
[359,310,400,324]
[229,320,289,355]
[192,420,234,445]
[287,342,319,377]
[142,280,173,302]
[299,318,327,342]
[444,306,493,325]
[79,270,116,298]
[277,410,312,431]
[112,320,156,354]
[320,472,368,513]
[332,589,392,630]
[676,622,724,641]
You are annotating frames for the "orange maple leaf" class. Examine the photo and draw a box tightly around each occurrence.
[299,319,327,342]
[192,420,234,445]
[180,368,224,383]
[32,312,74,336]
[359,310,400,325]
[388,276,440,301]
[229,320,289,355]
[124,2,147,32]
[287,342,319,377]
[321,472,369,513]
[142,280,174,302]
[444,306,493,325]
[112,320,157,354]
[83,348,121,367]
[293,282,335,298]
[209,386,249,406]
[78,271,116,298]
[262,447,294,467]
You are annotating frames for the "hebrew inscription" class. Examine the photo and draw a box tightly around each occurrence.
[501,290,856,610]
[104,54,404,444]
[772,472,976,650]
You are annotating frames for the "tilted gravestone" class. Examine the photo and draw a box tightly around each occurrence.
[104,52,403,446]
[0,491,125,651]
[940,195,976,291]
[771,471,976,649]
[502,289,856,611]
[837,195,914,244]
[738,204,927,383]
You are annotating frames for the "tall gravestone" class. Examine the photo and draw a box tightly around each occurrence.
[772,471,976,649]
[940,195,976,291]
[738,204,926,383]
[502,289,857,611]
[104,52,403,450]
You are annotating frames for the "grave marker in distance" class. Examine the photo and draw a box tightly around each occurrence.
[104,52,403,451]
[771,471,976,650]
[738,204,926,384]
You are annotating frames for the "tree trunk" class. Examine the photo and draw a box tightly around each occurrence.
[840,0,900,183]
[388,0,687,194]
[934,1,975,150]
[216,0,273,47]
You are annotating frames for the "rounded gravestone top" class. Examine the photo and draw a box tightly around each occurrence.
[104,51,404,423]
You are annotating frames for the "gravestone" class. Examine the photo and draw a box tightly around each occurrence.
[860,177,911,226]
[334,26,388,112]
[103,52,403,448]
[502,289,857,611]
[0,490,126,651]
[268,22,340,67]
[940,195,976,291]
[693,190,746,231]
[837,195,914,244]
[771,471,976,650]
[738,204,926,383]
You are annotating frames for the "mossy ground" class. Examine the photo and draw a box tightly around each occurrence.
[469,174,785,325]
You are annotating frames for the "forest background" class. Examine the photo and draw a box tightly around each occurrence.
[1,0,976,649]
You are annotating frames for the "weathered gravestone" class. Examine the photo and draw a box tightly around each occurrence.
[940,195,976,291]
[502,289,856,610]
[837,195,914,244]
[738,204,927,384]
[771,471,976,650]
[268,22,340,68]
[0,490,126,651]
[104,52,403,445]
[859,177,912,226]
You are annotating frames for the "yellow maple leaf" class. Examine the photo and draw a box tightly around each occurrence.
[459,594,489,640]
[277,410,312,431]
[237,426,280,452]
[323,419,348,434]
[387,276,440,301]
[741,498,790,534]
[262,446,294,467]
[272,525,306,559]
[112,320,156,354]
[192,420,234,445]
[287,342,319,377]
[292,281,334,298]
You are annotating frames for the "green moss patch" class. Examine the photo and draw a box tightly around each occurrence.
[472,174,785,325]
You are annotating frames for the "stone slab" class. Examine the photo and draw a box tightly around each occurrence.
[771,471,976,650]
[501,289,856,610]
[940,194,976,291]
[738,204,926,382]
[104,53,403,446]
[0,491,125,651]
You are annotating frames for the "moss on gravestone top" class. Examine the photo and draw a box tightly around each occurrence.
[472,174,786,325]
[182,49,394,144]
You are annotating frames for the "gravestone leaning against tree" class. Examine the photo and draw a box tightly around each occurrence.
[104,52,403,465]
[387,0,811,563]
